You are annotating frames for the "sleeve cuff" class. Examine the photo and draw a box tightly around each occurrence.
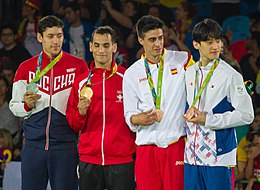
[23,103,32,112]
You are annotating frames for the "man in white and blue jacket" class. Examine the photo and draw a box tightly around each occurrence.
[183,18,254,190]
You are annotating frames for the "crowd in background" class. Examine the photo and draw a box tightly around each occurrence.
[0,0,260,189]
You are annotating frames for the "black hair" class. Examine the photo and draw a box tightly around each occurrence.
[37,15,64,36]
[64,1,81,13]
[192,18,223,43]
[136,15,164,39]
[0,23,17,35]
[91,25,117,44]
[125,0,139,11]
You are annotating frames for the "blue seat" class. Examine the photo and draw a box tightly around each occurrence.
[222,15,250,44]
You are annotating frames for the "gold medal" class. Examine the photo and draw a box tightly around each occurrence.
[80,86,93,99]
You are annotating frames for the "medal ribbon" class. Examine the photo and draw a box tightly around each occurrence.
[142,49,165,109]
[191,58,220,108]
[85,63,118,86]
[30,51,63,84]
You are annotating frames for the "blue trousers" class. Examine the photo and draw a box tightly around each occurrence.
[184,164,234,190]
[21,145,79,190]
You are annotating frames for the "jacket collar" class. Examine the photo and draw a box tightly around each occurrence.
[89,59,117,75]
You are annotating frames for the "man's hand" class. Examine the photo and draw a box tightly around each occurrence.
[154,109,164,122]
[23,91,41,109]
[183,107,206,125]
[78,97,90,116]
[130,109,158,126]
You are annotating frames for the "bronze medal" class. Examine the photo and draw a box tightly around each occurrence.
[185,107,195,119]
[80,86,93,99]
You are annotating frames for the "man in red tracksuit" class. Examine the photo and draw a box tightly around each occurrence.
[66,25,136,190]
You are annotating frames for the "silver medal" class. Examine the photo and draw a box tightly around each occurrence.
[26,83,39,93]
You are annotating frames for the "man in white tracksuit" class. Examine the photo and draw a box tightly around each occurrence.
[123,15,194,190]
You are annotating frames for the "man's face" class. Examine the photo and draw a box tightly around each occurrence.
[193,38,222,62]
[64,7,79,25]
[2,69,14,84]
[0,28,16,47]
[90,33,117,68]
[138,28,164,59]
[22,4,36,17]
[253,134,260,147]
[37,27,64,58]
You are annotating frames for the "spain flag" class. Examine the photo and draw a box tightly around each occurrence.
[171,68,178,75]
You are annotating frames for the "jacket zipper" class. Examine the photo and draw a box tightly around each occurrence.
[45,66,53,150]
[193,68,203,165]
[101,71,106,165]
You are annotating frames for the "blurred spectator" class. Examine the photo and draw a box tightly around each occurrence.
[245,127,260,190]
[250,12,260,32]
[52,0,73,18]
[240,31,260,108]
[220,35,242,73]
[63,1,94,63]
[0,128,13,187]
[147,4,160,18]
[17,0,42,56]
[164,23,190,52]
[145,3,175,26]
[236,112,260,183]
[1,61,15,85]
[52,0,90,20]
[0,24,31,72]
[174,1,199,61]
[112,26,129,68]
[0,76,19,138]
[102,0,139,40]
[76,0,90,20]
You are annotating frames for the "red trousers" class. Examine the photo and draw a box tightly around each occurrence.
[135,137,185,190]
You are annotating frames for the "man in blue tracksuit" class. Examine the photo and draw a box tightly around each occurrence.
[9,15,88,190]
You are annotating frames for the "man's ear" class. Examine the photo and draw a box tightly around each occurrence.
[89,42,93,52]
[37,33,43,43]
[112,43,117,53]
[138,37,144,46]
[193,41,200,50]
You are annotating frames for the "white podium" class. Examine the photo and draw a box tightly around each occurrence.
[3,162,51,190]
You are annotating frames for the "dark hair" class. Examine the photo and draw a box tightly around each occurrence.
[136,15,164,39]
[64,1,81,13]
[37,15,64,36]
[192,18,223,43]
[0,23,17,35]
[125,0,139,12]
[91,25,117,44]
